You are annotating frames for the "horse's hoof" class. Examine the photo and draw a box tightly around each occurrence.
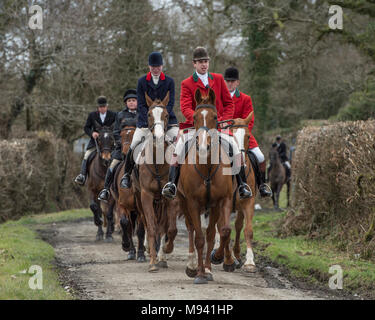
[243,264,257,273]
[148,264,159,273]
[194,276,208,285]
[127,251,136,260]
[157,260,168,268]
[104,236,113,243]
[185,267,198,278]
[235,258,244,269]
[95,234,104,241]
[223,262,236,272]
[122,242,131,252]
[137,255,146,263]
[210,249,224,265]
[204,272,214,281]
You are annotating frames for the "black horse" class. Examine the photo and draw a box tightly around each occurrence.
[86,122,116,241]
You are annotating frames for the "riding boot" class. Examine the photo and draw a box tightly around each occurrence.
[120,148,135,189]
[98,167,114,202]
[74,159,88,186]
[162,165,181,199]
[259,161,272,198]
[236,166,252,199]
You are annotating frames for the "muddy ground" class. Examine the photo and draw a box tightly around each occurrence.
[37,218,349,300]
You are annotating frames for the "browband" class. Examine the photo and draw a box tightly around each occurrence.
[195,104,217,112]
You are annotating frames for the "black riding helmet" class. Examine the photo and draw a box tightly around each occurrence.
[123,89,137,103]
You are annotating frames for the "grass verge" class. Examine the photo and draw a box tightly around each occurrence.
[0,209,91,300]
[242,190,375,299]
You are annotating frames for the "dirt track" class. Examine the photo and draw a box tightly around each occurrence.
[38,218,339,300]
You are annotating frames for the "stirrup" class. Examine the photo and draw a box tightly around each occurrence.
[162,183,177,199]
[74,174,86,186]
[259,183,272,198]
[239,183,252,199]
[98,189,110,202]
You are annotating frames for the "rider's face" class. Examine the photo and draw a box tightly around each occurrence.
[225,80,239,93]
[98,105,108,114]
[149,65,163,77]
[126,98,137,111]
[193,59,209,75]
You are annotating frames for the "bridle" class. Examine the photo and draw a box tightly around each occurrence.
[148,105,169,134]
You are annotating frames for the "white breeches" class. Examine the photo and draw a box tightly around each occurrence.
[284,161,291,169]
[249,147,265,164]
[83,148,95,160]
[130,127,179,149]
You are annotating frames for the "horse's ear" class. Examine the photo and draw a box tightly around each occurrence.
[208,88,216,105]
[161,91,170,107]
[145,92,153,107]
[245,111,253,125]
[195,89,202,105]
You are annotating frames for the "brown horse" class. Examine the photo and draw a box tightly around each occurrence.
[111,125,146,262]
[231,113,257,273]
[133,92,178,272]
[269,147,290,210]
[179,89,234,284]
[86,123,115,241]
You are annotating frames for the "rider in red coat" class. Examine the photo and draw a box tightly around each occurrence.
[224,67,272,198]
[161,47,252,200]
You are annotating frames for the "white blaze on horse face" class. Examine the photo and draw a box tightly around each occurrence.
[198,110,209,158]
[245,248,255,266]
[152,107,164,139]
[104,132,109,139]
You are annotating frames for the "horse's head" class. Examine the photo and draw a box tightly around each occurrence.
[95,121,115,163]
[269,144,280,166]
[120,125,136,155]
[145,92,169,140]
[193,88,217,157]
[231,111,254,153]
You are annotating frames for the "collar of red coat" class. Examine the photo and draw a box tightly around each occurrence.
[234,88,240,98]
[146,72,166,81]
[193,71,214,82]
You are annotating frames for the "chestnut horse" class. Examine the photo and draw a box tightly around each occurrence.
[231,113,257,273]
[111,125,146,262]
[178,89,234,284]
[133,92,178,272]
[86,123,115,241]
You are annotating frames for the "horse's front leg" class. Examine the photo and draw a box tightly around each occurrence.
[187,202,206,284]
[204,207,220,281]
[184,213,198,278]
[242,197,256,273]
[141,190,159,272]
[163,199,178,254]
[104,199,115,242]
[211,198,236,272]
[136,214,146,263]
[90,195,104,241]
[233,208,244,268]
